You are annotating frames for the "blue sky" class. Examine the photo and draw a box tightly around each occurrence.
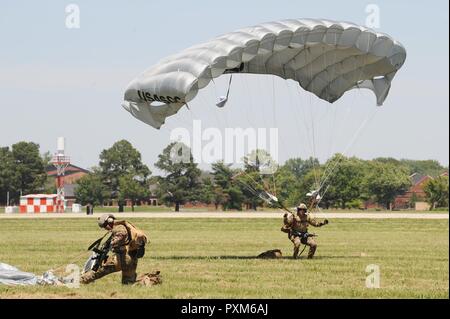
[0,0,448,171]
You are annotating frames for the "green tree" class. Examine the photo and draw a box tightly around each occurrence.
[12,142,48,200]
[276,157,321,208]
[290,167,325,208]
[198,177,215,207]
[322,155,367,209]
[75,172,109,212]
[365,161,411,210]
[0,147,16,205]
[423,176,449,210]
[243,149,278,175]
[118,174,150,212]
[212,185,228,210]
[197,176,229,210]
[273,166,298,207]
[399,159,446,177]
[240,150,279,210]
[237,171,264,210]
[155,142,201,212]
[99,140,151,212]
[211,161,243,210]
[284,157,320,180]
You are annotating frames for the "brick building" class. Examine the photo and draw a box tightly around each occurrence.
[46,164,90,208]
[393,173,432,210]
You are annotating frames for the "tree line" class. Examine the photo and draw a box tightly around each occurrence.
[0,140,448,211]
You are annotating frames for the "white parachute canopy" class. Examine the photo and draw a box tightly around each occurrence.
[0,262,72,286]
[122,18,406,129]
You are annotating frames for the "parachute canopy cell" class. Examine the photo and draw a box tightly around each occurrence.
[122,18,406,129]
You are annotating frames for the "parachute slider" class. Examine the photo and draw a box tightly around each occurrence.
[216,96,228,108]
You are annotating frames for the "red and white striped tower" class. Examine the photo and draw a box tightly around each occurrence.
[51,137,70,213]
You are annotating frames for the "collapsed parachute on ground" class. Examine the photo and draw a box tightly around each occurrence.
[121,18,406,129]
[0,262,71,286]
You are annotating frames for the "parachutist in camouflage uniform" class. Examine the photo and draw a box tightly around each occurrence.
[80,214,148,285]
[281,203,328,259]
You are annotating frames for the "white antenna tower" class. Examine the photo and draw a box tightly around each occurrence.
[51,137,70,213]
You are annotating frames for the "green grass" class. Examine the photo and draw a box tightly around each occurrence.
[0,218,448,298]
[2,204,449,214]
[90,205,173,213]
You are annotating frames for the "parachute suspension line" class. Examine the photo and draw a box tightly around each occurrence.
[242,57,278,187]
[243,74,271,198]
[293,47,316,168]
[272,173,277,198]
[225,74,233,99]
[265,56,292,197]
[313,43,338,191]
[211,78,219,97]
[326,103,338,164]
[284,79,305,161]
[291,80,315,167]
[239,64,276,197]
[240,73,256,128]
[318,106,379,193]
[318,37,372,191]
[311,43,339,190]
[232,172,270,206]
[166,101,196,130]
[184,102,196,129]
[272,75,276,133]
[315,182,331,209]
[309,109,320,190]
[324,38,340,174]
[318,101,354,187]
[234,178,259,197]
[294,84,318,183]
[288,80,315,201]
[197,84,222,130]
[257,64,272,131]
[307,47,320,191]
[271,55,290,166]
[255,166,270,194]
[235,176,290,214]
[51,250,91,275]
[229,161,284,211]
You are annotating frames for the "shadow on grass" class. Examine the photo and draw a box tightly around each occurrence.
[149,255,363,261]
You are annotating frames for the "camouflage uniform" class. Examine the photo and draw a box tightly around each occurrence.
[281,211,327,259]
[81,221,147,285]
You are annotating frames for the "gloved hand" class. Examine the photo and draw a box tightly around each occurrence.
[280,226,290,233]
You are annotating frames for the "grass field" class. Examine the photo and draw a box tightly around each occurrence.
[0,218,448,299]
[0,206,449,214]
[68,206,449,214]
